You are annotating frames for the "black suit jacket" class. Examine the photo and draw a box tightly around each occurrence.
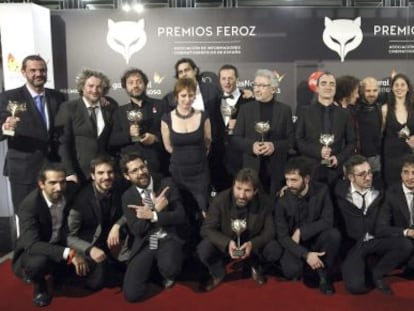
[0,86,65,183]
[109,96,168,172]
[200,188,275,252]
[275,182,334,259]
[55,97,118,181]
[295,102,355,168]
[334,180,384,246]
[376,182,412,238]
[232,99,294,193]
[66,183,125,256]
[12,189,68,274]
[122,175,185,260]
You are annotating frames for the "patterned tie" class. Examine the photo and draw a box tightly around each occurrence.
[142,189,155,210]
[142,189,158,250]
[34,95,46,125]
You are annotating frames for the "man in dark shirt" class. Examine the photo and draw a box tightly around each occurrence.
[275,157,340,295]
[109,68,168,174]
[198,168,282,291]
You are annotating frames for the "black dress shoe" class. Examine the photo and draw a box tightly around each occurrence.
[33,282,52,307]
[163,278,175,289]
[319,278,335,295]
[251,267,266,285]
[373,279,393,295]
[202,276,224,292]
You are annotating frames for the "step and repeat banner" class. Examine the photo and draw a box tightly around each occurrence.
[49,7,414,111]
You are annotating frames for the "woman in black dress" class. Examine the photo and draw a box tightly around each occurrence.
[382,73,414,186]
[161,78,211,218]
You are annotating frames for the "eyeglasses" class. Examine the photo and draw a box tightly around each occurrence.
[352,170,373,178]
[252,83,271,89]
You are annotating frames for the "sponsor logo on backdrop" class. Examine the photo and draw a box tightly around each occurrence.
[106,19,147,64]
[322,17,363,62]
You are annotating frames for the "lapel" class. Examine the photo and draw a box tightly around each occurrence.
[37,191,53,239]
[396,185,411,223]
[78,98,98,135]
[310,104,323,136]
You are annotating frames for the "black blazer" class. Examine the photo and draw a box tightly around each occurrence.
[12,189,69,274]
[232,99,294,193]
[334,180,384,246]
[377,182,412,238]
[200,188,275,252]
[55,97,118,181]
[275,182,334,259]
[66,183,124,256]
[295,103,355,167]
[122,175,185,260]
[0,86,65,183]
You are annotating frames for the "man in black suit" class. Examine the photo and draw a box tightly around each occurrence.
[275,157,341,295]
[218,64,251,186]
[233,69,294,195]
[0,54,65,211]
[55,69,118,184]
[296,72,355,185]
[109,68,168,175]
[12,163,84,307]
[120,152,185,302]
[164,58,226,192]
[335,155,412,295]
[198,168,282,292]
[66,155,128,290]
[377,154,414,276]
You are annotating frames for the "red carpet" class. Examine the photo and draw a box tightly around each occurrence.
[1,260,414,311]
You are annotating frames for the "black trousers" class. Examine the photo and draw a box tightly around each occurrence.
[123,238,183,303]
[280,227,341,280]
[342,237,413,294]
[197,238,282,279]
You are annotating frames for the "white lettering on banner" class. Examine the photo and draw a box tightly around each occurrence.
[374,25,414,36]
[157,25,256,38]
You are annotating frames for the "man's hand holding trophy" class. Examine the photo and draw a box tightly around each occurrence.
[319,133,336,167]
[2,101,27,136]
[127,109,144,143]
[229,218,248,259]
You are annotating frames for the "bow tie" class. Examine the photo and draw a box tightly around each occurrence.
[222,94,234,100]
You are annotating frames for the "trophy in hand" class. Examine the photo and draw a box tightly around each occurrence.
[3,101,27,136]
[127,109,144,142]
[319,133,335,166]
[221,104,237,135]
[231,218,247,257]
[399,125,411,140]
[255,121,270,142]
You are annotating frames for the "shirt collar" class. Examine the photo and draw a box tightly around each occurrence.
[136,177,154,194]
[82,97,100,109]
[350,182,369,195]
[42,191,65,209]
[402,183,414,195]
[26,84,45,98]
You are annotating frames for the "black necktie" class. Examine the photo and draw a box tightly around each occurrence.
[356,191,367,215]
[89,106,97,134]
[223,94,234,100]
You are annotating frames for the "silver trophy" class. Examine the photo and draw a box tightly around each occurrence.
[255,121,270,142]
[399,125,411,140]
[3,101,27,136]
[126,109,144,142]
[221,104,237,135]
[231,218,247,257]
[319,133,335,165]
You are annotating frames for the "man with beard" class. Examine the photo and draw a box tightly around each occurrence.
[12,163,83,307]
[55,69,118,184]
[274,157,340,295]
[110,68,168,174]
[335,155,412,295]
[233,69,294,195]
[66,155,128,290]
[120,152,185,302]
[0,54,65,211]
[197,168,282,291]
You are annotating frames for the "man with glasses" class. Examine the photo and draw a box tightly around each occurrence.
[296,72,355,185]
[377,154,414,278]
[334,154,412,295]
[233,69,293,195]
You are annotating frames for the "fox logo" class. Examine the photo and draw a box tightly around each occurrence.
[322,17,363,62]
[106,19,147,64]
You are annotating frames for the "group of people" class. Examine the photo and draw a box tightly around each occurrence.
[1,54,414,306]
